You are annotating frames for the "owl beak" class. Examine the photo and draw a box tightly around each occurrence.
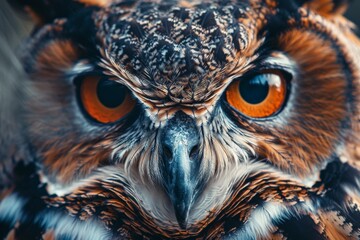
[160,112,201,229]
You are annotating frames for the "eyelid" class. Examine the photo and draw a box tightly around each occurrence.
[260,52,297,76]
[229,68,292,90]
[227,52,296,87]
[67,62,104,83]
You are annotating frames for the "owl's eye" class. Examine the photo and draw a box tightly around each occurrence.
[80,76,136,123]
[226,70,288,118]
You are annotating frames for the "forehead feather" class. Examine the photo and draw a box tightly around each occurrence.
[96,0,260,83]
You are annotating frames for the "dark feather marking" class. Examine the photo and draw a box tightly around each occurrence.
[276,215,326,240]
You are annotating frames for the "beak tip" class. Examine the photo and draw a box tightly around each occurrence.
[178,221,188,230]
[174,201,190,230]
[175,214,189,230]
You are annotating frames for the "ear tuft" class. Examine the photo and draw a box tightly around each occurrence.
[77,0,111,7]
[8,0,110,25]
[299,0,350,16]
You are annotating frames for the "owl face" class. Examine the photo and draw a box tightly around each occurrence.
[19,0,359,232]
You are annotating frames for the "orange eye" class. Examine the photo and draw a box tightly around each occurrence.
[80,76,136,123]
[226,70,287,118]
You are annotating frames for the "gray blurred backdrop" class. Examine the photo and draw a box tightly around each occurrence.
[346,1,360,34]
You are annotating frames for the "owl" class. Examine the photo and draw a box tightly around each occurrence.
[1,0,360,239]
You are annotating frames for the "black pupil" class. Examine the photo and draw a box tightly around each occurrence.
[96,79,126,108]
[239,75,269,104]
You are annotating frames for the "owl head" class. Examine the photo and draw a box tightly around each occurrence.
[9,0,360,234]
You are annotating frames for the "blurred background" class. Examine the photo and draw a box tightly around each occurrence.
[346,1,360,34]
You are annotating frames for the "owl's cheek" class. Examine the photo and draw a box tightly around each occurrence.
[249,28,353,177]
[29,137,111,184]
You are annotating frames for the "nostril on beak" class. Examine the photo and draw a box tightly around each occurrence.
[162,145,173,160]
[189,144,200,159]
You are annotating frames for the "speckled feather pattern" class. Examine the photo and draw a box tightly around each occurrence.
[94,0,266,124]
